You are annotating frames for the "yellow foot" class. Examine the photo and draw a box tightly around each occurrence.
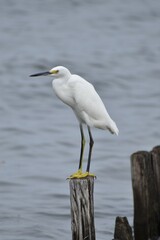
[68,170,96,179]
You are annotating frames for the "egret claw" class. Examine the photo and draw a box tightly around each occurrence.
[67,170,96,179]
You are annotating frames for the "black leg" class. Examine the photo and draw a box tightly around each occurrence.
[78,124,85,171]
[86,126,94,172]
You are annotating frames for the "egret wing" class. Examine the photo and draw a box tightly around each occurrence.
[70,78,112,128]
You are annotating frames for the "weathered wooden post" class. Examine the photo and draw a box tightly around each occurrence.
[113,216,133,240]
[69,177,96,240]
[131,146,160,240]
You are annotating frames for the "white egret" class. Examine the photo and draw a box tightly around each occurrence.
[30,66,119,178]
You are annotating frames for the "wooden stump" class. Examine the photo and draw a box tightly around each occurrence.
[113,216,133,240]
[69,177,95,240]
[131,146,160,240]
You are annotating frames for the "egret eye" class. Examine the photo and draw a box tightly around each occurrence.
[50,69,59,74]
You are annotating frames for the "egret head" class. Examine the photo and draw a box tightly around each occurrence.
[49,66,71,78]
[30,66,71,79]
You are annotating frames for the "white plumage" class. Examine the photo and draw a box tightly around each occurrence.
[30,66,119,178]
[52,66,118,135]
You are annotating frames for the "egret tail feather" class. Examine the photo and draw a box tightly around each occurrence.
[107,121,119,135]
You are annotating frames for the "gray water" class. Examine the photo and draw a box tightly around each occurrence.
[0,0,160,239]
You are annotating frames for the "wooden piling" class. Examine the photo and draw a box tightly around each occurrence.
[113,216,133,240]
[69,177,95,240]
[131,146,160,240]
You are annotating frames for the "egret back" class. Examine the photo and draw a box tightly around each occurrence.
[68,75,119,135]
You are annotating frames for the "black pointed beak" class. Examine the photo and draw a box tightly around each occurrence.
[30,71,50,77]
